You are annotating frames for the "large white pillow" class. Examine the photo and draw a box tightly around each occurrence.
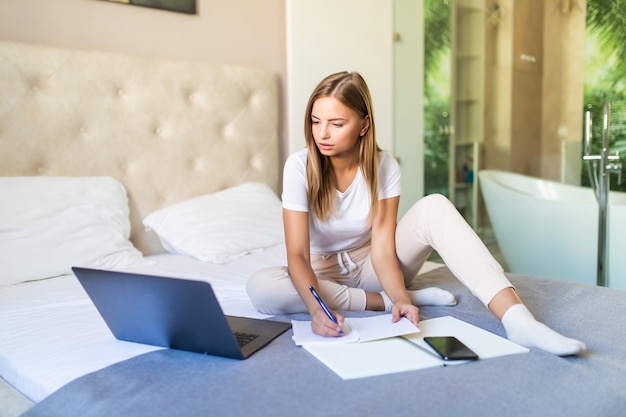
[143,182,284,264]
[0,176,145,286]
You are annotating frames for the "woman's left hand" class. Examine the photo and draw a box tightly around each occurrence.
[391,302,419,327]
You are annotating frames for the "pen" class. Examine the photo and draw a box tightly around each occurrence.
[308,284,343,335]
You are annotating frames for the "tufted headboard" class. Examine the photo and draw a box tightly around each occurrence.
[0,41,279,255]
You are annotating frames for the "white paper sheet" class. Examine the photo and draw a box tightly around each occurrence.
[304,338,443,379]
[291,315,420,345]
[302,316,529,380]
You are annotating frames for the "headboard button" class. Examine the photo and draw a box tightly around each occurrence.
[250,155,264,171]
[249,92,261,107]
[221,124,234,139]
[192,158,204,171]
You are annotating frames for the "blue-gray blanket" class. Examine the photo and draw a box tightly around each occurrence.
[21,267,626,417]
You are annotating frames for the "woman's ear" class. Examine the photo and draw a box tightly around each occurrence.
[360,115,370,136]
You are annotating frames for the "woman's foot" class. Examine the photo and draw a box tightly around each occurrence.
[501,304,586,356]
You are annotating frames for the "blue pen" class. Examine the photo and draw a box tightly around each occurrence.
[308,285,344,335]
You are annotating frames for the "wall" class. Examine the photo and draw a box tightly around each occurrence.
[484,0,586,182]
[0,0,288,160]
[484,0,514,173]
[540,0,586,183]
[511,0,544,177]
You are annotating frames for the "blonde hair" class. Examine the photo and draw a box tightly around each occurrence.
[304,71,381,223]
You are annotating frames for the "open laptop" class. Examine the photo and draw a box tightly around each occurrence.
[72,267,291,360]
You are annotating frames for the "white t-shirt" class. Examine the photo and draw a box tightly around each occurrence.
[282,148,401,254]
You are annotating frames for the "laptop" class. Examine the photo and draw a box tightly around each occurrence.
[72,267,291,360]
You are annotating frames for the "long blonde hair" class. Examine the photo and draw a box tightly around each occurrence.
[304,71,381,223]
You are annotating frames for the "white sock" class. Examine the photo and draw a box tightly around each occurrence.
[379,287,457,313]
[379,291,394,312]
[501,304,586,356]
[409,287,457,306]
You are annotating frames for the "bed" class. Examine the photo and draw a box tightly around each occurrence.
[2,41,626,417]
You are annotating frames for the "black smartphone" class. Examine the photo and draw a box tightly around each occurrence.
[423,336,479,361]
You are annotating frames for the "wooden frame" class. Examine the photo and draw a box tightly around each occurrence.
[100,0,197,15]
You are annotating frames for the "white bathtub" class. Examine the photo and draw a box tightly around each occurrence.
[479,170,626,289]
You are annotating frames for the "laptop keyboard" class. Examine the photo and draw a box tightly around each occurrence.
[234,331,259,347]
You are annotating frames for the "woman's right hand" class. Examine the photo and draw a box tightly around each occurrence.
[310,307,345,337]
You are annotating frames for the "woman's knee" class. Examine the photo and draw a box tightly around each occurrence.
[405,193,460,221]
[417,193,454,210]
[247,265,285,294]
[246,266,297,314]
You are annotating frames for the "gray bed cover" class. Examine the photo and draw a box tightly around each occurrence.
[21,267,626,417]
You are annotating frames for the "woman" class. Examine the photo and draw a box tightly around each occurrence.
[247,71,585,356]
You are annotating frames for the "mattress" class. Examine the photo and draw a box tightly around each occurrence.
[0,244,443,403]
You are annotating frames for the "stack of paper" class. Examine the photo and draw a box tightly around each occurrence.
[291,315,529,380]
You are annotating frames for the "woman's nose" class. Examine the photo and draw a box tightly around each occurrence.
[319,123,330,138]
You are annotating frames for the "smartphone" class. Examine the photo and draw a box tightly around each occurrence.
[423,336,479,361]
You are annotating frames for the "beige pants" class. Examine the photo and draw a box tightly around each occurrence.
[246,194,511,314]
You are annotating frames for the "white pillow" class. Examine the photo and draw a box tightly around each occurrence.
[0,176,145,286]
[143,182,284,264]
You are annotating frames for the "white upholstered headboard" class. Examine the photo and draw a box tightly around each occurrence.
[0,41,279,255]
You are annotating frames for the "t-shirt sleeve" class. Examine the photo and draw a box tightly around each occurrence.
[378,151,402,200]
[281,150,309,212]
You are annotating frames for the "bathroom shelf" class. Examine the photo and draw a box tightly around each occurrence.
[448,0,485,229]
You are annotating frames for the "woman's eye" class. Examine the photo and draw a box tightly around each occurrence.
[332,123,343,128]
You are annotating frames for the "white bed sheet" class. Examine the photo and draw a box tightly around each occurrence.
[0,244,443,403]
